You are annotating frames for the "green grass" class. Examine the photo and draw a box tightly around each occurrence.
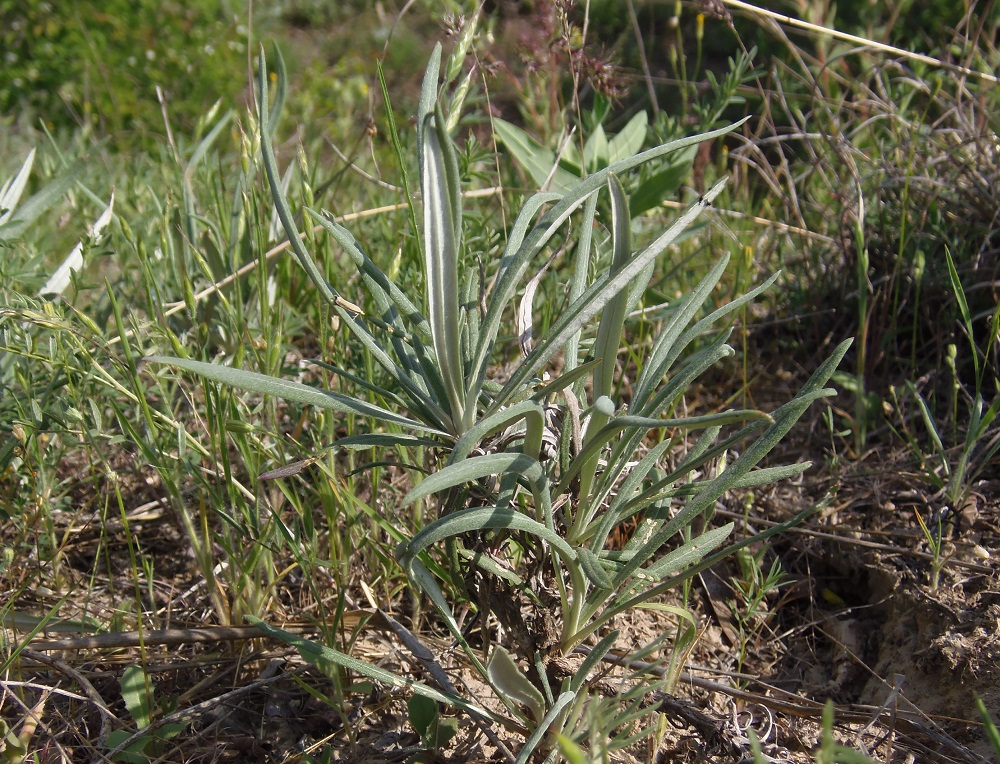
[1,1,998,762]
[0,0,250,146]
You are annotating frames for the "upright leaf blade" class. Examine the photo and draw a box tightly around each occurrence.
[473,119,749,397]
[493,178,729,413]
[40,193,115,297]
[591,173,633,400]
[417,43,443,177]
[0,148,35,224]
[422,114,466,433]
[120,666,153,729]
[0,157,83,240]
[256,48,361,316]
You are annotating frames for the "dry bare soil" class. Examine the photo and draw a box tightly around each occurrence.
[5,346,998,764]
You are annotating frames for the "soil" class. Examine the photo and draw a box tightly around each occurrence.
[5,359,998,764]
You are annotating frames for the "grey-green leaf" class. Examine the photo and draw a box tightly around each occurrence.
[404,452,539,505]
[578,546,613,589]
[493,178,729,413]
[145,355,445,435]
[487,646,545,724]
[399,505,576,565]
[0,149,35,225]
[422,114,466,432]
[0,157,83,240]
[248,616,510,728]
[591,173,632,400]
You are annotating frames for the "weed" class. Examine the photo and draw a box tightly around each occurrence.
[8,2,991,761]
[105,665,186,763]
[147,19,849,755]
[728,548,787,678]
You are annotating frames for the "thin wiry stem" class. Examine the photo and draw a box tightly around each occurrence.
[723,0,999,84]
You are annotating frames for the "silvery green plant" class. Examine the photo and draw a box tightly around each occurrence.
[147,29,849,759]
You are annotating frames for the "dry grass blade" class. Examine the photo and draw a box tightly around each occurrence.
[17,649,118,747]
[722,0,999,84]
[24,625,320,653]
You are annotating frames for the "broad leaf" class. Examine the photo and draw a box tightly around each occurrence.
[487,646,545,724]
[493,119,580,193]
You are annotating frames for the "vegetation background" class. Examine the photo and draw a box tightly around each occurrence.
[1,0,998,762]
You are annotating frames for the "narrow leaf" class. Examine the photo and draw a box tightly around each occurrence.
[0,148,35,224]
[0,158,83,240]
[586,500,829,643]
[257,48,360,315]
[633,256,731,408]
[945,246,978,381]
[407,557,489,680]
[570,630,619,694]
[399,505,576,565]
[640,523,733,581]
[40,193,115,297]
[331,433,442,450]
[248,616,513,728]
[493,178,729,413]
[529,360,599,401]
[185,110,233,182]
[403,452,544,506]
[422,114,466,431]
[145,355,445,435]
[377,58,422,263]
[516,691,576,764]
[564,193,601,381]
[474,120,750,395]
[578,546,613,589]
[266,43,287,136]
[592,173,632,399]
[449,400,546,462]
[416,43,443,176]
[733,463,810,489]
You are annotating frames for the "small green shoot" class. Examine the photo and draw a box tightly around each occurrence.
[976,696,1000,761]
[408,695,459,753]
[105,666,186,763]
